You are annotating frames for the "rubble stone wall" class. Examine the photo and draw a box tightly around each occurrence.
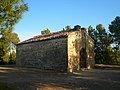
[16,37,68,72]
[67,31,95,72]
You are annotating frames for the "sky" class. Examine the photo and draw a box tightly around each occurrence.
[14,0,120,41]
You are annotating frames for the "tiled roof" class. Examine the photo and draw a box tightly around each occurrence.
[18,29,75,45]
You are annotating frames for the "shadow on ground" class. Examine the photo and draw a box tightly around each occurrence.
[0,64,120,90]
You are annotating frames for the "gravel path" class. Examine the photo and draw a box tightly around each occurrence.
[0,65,120,90]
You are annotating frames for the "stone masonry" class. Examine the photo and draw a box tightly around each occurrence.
[16,25,94,72]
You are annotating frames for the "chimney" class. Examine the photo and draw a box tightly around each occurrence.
[74,25,81,31]
[81,28,87,32]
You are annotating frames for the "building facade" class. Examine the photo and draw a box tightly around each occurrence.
[16,25,94,72]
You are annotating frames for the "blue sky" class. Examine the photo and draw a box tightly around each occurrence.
[14,0,120,41]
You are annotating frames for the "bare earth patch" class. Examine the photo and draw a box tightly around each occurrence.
[0,64,120,90]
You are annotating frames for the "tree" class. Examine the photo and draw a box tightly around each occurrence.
[65,25,71,30]
[0,0,27,64]
[0,0,28,31]
[96,24,105,32]
[0,31,20,64]
[88,25,95,39]
[41,28,51,35]
[108,16,120,65]
[9,51,16,64]
[12,51,16,61]
[88,24,111,64]
[109,16,120,47]
[95,24,110,63]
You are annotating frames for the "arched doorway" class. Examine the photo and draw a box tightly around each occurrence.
[80,48,87,68]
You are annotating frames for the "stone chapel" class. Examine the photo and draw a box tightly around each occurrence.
[16,25,95,72]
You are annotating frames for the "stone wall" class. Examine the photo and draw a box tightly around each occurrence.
[67,30,94,72]
[86,35,95,69]
[16,37,68,72]
[68,31,82,72]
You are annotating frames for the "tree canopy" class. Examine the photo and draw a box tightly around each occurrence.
[0,0,28,30]
[88,24,110,64]
[65,25,71,30]
[0,0,27,64]
[109,16,120,46]
[88,19,120,65]
[41,28,51,35]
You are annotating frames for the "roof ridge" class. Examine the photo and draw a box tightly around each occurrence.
[18,30,71,45]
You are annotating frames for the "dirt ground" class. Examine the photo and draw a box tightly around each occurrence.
[0,64,120,90]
